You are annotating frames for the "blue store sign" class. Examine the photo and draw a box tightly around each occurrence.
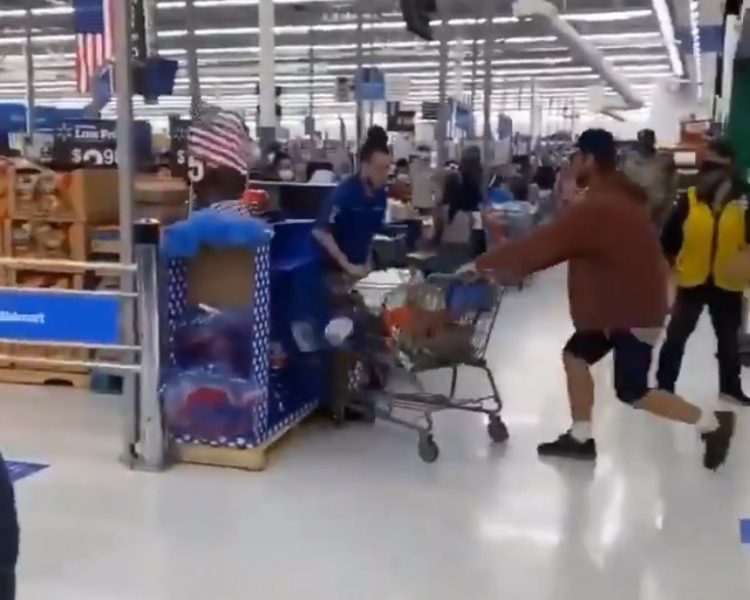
[356,67,386,101]
[0,290,120,345]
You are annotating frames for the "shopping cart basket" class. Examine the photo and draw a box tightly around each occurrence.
[349,271,508,463]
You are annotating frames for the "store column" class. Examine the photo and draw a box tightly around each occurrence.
[24,7,35,141]
[185,0,201,112]
[258,0,277,150]
[144,0,159,55]
[436,18,449,168]
[482,11,494,167]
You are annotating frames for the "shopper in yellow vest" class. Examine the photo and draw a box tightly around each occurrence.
[657,141,750,405]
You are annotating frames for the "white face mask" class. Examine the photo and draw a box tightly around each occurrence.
[396,173,409,183]
[279,169,294,181]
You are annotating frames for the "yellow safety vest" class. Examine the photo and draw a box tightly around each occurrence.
[676,186,747,291]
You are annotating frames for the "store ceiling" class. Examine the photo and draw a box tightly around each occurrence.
[0,0,690,125]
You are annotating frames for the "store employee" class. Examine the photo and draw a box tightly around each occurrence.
[313,137,390,278]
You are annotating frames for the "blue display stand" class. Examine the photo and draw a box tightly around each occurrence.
[268,220,325,432]
[162,210,273,450]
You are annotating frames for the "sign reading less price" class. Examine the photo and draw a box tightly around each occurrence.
[52,120,118,168]
[169,117,205,183]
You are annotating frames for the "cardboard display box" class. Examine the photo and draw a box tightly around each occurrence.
[0,161,13,219]
[9,166,120,224]
[4,219,86,263]
[135,175,189,224]
[186,246,256,309]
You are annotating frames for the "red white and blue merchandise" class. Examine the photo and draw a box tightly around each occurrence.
[72,0,114,94]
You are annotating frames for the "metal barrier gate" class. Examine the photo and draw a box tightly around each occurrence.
[0,221,167,472]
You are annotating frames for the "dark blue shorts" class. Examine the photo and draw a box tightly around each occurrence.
[564,330,654,404]
[0,452,17,600]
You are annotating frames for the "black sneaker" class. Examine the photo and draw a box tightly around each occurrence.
[719,389,750,407]
[537,432,597,460]
[701,411,737,471]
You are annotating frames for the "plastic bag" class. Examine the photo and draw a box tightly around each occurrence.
[173,304,254,378]
[162,368,265,445]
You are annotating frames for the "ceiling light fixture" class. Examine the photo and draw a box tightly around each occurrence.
[651,0,684,76]
[689,0,703,98]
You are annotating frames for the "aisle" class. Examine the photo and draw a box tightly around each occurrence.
[2,267,750,600]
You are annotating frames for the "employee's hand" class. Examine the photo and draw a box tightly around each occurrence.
[346,262,371,280]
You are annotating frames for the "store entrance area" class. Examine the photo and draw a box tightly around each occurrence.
[2,268,750,600]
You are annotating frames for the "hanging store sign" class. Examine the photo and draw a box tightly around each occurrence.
[51,119,153,169]
[52,120,117,167]
[387,110,416,133]
[0,290,121,346]
[453,101,473,133]
[335,77,353,102]
[385,74,411,102]
[169,117,205,183]
[355,67,386,101]
[421,101,440,121]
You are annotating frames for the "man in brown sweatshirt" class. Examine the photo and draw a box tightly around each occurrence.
[466,129,736,470]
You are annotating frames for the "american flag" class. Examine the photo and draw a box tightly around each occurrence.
[188,102,252,177]
[73,0,114,95]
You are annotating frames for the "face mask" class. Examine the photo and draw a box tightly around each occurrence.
[279,169,294,181]
[396,173,409,183]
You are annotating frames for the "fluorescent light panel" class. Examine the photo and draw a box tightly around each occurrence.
[651,0,684,76]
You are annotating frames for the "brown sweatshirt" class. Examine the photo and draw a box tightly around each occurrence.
[476,173,668,331]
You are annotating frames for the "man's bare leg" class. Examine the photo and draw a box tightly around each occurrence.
[635,389,701,424]
[635,390,735,470]
[563,352,594,442]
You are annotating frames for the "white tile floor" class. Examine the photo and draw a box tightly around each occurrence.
[2,267,750,600]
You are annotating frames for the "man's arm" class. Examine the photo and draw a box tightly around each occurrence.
[474,203,596,281]
[312,184,364,277]
[660,192,688,264]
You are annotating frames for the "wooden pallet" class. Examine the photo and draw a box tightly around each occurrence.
[174,414,308,472]
[0,367,90,388]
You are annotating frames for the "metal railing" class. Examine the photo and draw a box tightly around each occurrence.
[0,221,166,471]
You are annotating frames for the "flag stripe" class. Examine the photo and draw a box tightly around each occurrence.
[188,102,250,177]
[73,0,114,95]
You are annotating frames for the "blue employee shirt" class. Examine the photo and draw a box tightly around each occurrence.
[315,174,387,266]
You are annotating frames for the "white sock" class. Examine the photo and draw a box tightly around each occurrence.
[570,421,593,442]
[696,410,719,434]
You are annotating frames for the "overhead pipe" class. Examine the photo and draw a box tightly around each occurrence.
[512,0,643,110]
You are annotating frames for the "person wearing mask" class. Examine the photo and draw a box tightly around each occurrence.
[656,141,750,406]
[461,129,736,470]
[0,453,18,599]
[623,128,676,228]
[267,152,295,182]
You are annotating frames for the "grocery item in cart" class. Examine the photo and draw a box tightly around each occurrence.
[380,279,475,365]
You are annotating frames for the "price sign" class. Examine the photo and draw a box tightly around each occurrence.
[52,120,117,168]
[169,116,205,183]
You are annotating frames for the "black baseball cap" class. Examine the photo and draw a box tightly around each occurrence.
[577,128,616,164]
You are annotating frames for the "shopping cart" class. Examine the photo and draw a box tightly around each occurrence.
[349,271,507,463]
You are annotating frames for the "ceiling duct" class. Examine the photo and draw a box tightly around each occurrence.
[512,0,643,110]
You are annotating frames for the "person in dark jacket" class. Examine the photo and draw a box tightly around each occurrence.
[0,453,18,599]
[462,129,736,470]
[441,147,485,257]
[656,141,750,405]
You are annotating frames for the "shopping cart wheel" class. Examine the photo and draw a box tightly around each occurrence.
[418,434,440,463]
[487,416,509,443]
